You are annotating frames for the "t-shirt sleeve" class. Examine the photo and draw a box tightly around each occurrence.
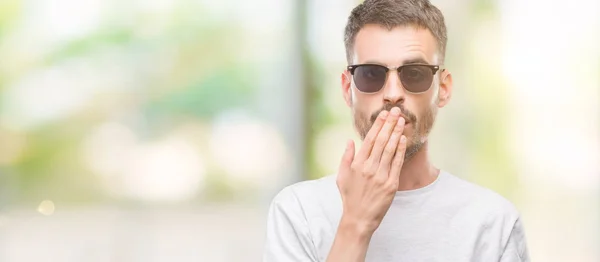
[499,218,530,262]
[263,186,318,262]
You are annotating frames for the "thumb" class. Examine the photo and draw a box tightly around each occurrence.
[339,139,355,172]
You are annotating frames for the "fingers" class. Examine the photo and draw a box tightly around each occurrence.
[377,117,405,175]
[387,135,408,185]
[355,110,389,162]
[368,107,401,164]
[338,139,355,176]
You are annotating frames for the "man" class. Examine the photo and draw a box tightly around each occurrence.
[263,0,530,261]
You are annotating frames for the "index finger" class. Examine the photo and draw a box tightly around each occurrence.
[355,110,388,162]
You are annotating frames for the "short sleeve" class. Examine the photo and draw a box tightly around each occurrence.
[263,186,318,262]
[499,218,530,262]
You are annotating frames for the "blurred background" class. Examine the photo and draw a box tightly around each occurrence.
[0,0,598,261]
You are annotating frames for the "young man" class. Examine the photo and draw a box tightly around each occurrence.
[263,0,530,261]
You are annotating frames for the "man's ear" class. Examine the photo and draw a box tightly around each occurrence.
[341,70,353,107]
[437,69,453,108]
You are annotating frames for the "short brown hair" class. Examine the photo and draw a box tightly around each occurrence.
[344,0,447,64]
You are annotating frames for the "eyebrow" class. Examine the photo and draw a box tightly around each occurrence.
[402,58,430,65]
[362,57,430,66]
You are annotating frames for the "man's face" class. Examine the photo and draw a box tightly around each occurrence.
[342,24,452,161]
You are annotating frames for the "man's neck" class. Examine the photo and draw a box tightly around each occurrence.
[397,141,440,191]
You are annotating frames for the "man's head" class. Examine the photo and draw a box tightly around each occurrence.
[341,0,453,161]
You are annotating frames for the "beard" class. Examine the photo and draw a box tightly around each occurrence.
[353,102,437,162]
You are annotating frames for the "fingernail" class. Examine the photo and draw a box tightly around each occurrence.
[380,110,389,118]
[398,117,405,125]
[391,107,400,116]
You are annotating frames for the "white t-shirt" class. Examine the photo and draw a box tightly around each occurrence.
[263,170,530,262]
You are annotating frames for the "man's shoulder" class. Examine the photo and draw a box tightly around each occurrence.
[442,172,527,253]
[290,174,338,196]
[269,174,340,212]
[442,171,520,219]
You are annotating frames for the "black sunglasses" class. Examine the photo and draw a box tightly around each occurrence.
[347,63,440,93]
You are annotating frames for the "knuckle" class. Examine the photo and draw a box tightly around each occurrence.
[363,169,376,178]
[362,164,376,177]
[386,182,397,193]
[372,175,386,185]
[362,159,373,169]
[350,162,360,172]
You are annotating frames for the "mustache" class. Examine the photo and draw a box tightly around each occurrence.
[369,103,417,124]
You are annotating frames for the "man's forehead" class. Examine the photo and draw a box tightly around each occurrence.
[352,24,439,65]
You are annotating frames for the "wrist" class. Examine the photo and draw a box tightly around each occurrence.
[338,215,377,241]
[327,216,374,262]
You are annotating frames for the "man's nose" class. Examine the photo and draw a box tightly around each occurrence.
[382,70,405,104]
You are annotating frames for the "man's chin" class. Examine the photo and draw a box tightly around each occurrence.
[404,139,425,161]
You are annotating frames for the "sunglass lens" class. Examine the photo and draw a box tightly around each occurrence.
[400,65,434,92]
[353,65,387,93]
